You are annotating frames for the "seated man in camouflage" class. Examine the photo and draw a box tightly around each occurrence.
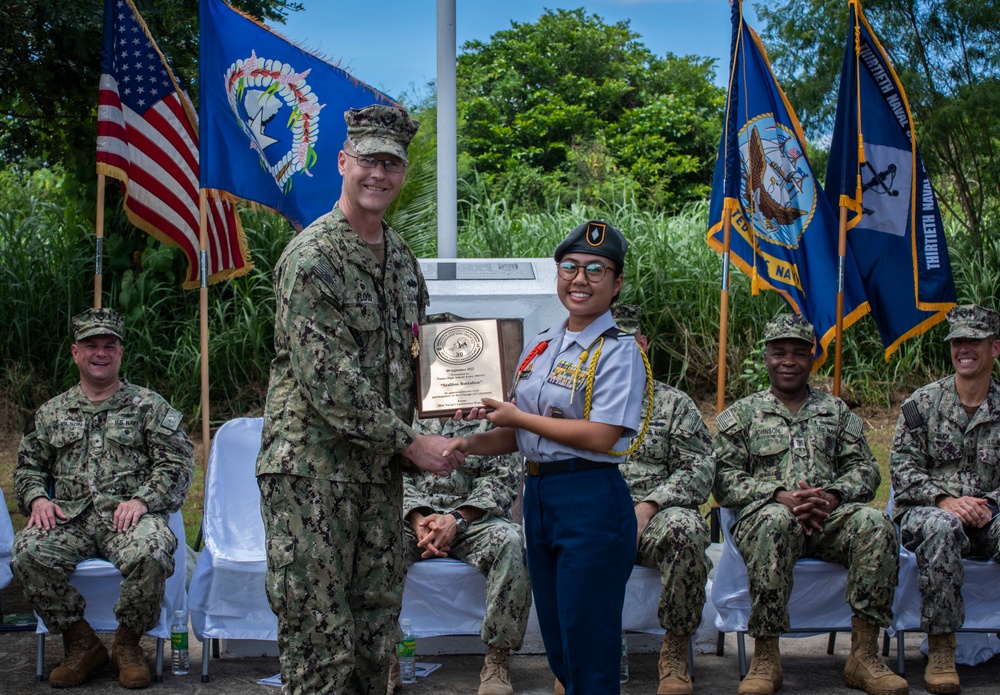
[11,308,194,689]
[392,410,530,695]
[616,303,714,695]
[890,304,1000,694]
[712,314,906,695]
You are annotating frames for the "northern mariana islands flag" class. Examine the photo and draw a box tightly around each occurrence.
[198,0,396,230]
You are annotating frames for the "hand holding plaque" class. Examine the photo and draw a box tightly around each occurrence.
[416,319,508,418]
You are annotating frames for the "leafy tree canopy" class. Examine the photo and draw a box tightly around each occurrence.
[0,0,301,177]
[456,8,725,212]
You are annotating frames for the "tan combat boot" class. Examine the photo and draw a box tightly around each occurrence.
[738,637,783,695]
[924,632,960,694]
[111,625,151,689]
[843,616,908,695]
[49,619,109,688]
[658,633,693,695]
[478,646,513,695]
[554,677,566,694]
[387,652,401,695]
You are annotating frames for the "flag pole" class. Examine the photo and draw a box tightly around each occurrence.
[717,205,733,414]
[833,205,848,397]
[94,174,106,308]
[199,190,211,474]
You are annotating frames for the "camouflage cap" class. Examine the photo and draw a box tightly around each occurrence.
[344,104,419,162]
[611,303,642,334]
[944,304,1000,341]
[72,308,124,342]
[553,220,628,269]
[763,313,815,346]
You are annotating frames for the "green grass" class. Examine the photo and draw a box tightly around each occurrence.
[1,164,997,545]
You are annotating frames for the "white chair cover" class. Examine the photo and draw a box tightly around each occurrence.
[623,565,667,634]
[889,489,1000,666]
[34,509,187,639]
[188,417,276,642]
[399,561,671,638]
[1,486,14,590]
[712,507,853,634]
[400,558,486,636]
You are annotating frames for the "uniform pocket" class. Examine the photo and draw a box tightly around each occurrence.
[265,536,296,619]
[48,422,85,449]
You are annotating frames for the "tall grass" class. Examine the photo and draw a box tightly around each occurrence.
[1,165,996,433]
[456,178,995,404]
[0,166,294,427]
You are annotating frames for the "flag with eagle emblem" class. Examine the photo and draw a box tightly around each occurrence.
[707,0,870,369]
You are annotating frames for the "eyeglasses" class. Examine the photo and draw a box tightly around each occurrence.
[556,260,611,282]
[344,152,407,173]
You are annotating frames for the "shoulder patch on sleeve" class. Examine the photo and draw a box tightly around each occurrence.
[845,412,864,439]
[901,400,923,431]
[23,411,36,437]
[716,408,739,433]
[161,408,183,432]
[313,257,339,293]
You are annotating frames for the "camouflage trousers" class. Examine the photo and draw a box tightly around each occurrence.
[259,473,405,695]
[899,506,1000,634]
[636,506,711,635]
[734,502,898,638]
[10,506,175,635]
[404,517,531,649]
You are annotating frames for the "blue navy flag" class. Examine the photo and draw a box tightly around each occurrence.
[826,0,955,359]
[708,1,869,369]
[198,0,396,230]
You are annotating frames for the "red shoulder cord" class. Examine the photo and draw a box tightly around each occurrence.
[517,340,549,374]
[510,340,549,397]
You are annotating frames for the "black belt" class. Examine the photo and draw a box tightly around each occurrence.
[526,458,613,476]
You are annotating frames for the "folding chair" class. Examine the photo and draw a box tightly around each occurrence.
[188,417,275,682]
[34,509,187,682]
[1,486,13,592]
[712,507,854,677]
[888,489,1000,674]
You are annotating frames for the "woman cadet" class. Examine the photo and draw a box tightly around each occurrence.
[444,220,652,694]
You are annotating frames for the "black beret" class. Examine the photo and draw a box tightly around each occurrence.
[553,220,628,269]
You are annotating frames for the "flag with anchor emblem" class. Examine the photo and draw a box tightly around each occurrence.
[198,0,396,231]
[825,0,955,360]
[708,0,869,370]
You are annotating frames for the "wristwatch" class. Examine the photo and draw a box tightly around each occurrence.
[448,509,469,535]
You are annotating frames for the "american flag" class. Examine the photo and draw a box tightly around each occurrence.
[97,0,252,288]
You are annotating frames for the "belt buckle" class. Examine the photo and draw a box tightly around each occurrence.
[527,461,540,476]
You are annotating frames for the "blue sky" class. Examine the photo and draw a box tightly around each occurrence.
[279,0,761,101]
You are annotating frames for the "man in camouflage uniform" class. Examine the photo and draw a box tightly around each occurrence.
[616,303,714,695]
[712,314,906,695]
[11,308,194,689]
[256,104,463,695]
[396,413,530,695]
[890,304,1000,694]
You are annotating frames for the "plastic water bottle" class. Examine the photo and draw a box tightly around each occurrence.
[397,618,416,683]
[620,630,629,684]
[170,610,190,675]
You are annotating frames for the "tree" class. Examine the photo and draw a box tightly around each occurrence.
[755,0,1000,253]
[0,0,301,175]
[456,8,725,212]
